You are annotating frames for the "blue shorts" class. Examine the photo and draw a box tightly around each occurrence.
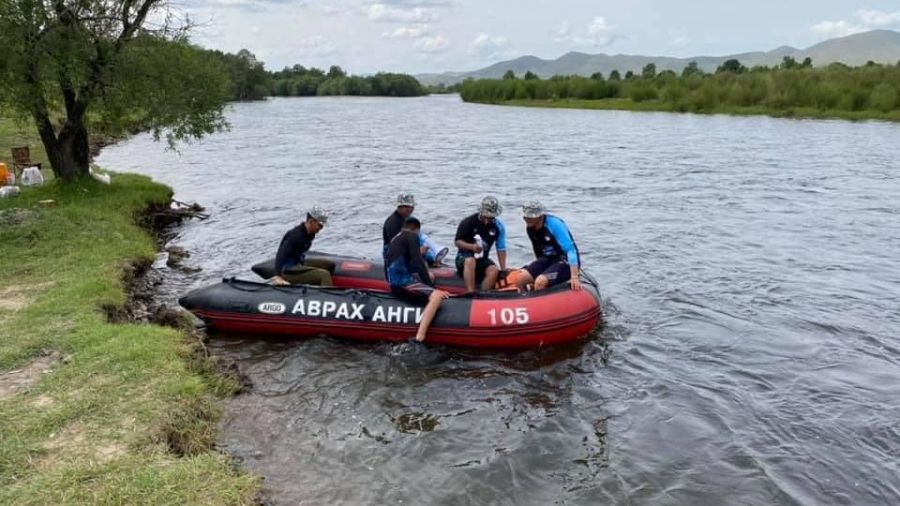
[525,257,571,287]
[391,282,435,306]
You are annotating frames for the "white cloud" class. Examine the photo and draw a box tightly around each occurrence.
[811,20,865,39]
[367,4,437,23]
[367,0,452,5]
[811,9,900,39]
[382,24,430,39]
[294,35,336,57]
[585,16,615,46]
[187,0,308,12]
[470,33,512,60]
[318,4,349,16]
[555,16,619,48]
[413,35,450,53]
[856,9,900,28]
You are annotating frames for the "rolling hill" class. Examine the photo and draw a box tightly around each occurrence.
[418,30,900,85]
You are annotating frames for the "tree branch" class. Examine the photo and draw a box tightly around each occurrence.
[121,0,136,34]
[121,0,158,43]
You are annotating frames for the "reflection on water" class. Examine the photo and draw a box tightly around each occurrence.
[98,96,900,505]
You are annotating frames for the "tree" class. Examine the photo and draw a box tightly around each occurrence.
[801,57,813,68]
[368,73,425,96]
[502,70,516,80]
[0,1,230,182]
[656,70,677,80]
[682,61,702,77]
[641,63,657,79]
[523,71,539,80]
[590,72,604,80]
[328,65,346,79]
[609,70,621,81]
[625,70,635,80]
[780,56,798,69]
[216,49,269,100]
[717,59,746,74]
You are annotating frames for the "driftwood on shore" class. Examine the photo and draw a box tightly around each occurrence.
[139,199,209,232]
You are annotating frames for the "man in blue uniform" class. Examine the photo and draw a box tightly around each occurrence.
[273,206,334,286]
[454,196,507,293]
[385,217,450,342]
[515,201,582,292]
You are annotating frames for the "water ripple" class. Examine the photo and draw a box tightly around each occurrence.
[97,96,900,505]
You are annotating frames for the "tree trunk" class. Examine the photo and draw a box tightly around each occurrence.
[32,112,91,183]
[57,119,91,181]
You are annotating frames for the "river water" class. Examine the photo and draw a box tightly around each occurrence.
[96,95,900,505]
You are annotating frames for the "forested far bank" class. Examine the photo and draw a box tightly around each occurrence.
[459,58,900,121]
[210,49,426,100]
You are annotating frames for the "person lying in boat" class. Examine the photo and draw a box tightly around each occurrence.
[454,195,508,293]
[419,229,449,267]
[272,206,334,286]
[516,200,582,292]
[385,216,450,342]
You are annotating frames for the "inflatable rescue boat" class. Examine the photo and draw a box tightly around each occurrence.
[251,252,471,294]
[179,253,602,349]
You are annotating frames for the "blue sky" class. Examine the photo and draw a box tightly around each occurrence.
[181,1,900,73]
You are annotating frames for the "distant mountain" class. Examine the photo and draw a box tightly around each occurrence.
[418,30,900,85]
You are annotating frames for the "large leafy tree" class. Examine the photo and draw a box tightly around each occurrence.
[0,0,231,182]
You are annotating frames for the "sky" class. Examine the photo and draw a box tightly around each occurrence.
[179,0,900,74]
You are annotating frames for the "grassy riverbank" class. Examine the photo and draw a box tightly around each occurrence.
[494,98,900,122]
[460,62,900,122]
[0,160,257,501]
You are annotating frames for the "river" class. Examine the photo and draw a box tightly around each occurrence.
[96,95,900,505]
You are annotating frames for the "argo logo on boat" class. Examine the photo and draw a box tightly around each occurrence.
[258,302,287,314]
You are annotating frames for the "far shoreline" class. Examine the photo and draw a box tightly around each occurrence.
[465,98,900,123]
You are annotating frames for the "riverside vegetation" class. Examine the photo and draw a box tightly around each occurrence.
[0,145,259,503]
[459,58,900,121]
[0,1,264,502]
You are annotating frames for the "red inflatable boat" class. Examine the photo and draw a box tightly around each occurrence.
[179,253,602,349]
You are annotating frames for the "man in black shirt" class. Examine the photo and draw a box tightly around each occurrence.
[382,193,416,257]
[385,217,449,342]
[273,206,334,286]
[454,196,508,292]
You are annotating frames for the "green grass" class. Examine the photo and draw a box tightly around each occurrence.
[495,98,900,122]
[0,123,259,503]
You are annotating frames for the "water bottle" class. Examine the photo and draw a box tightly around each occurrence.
[474,234,485,259]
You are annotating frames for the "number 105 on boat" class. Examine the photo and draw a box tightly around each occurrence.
[486,307,529,326]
